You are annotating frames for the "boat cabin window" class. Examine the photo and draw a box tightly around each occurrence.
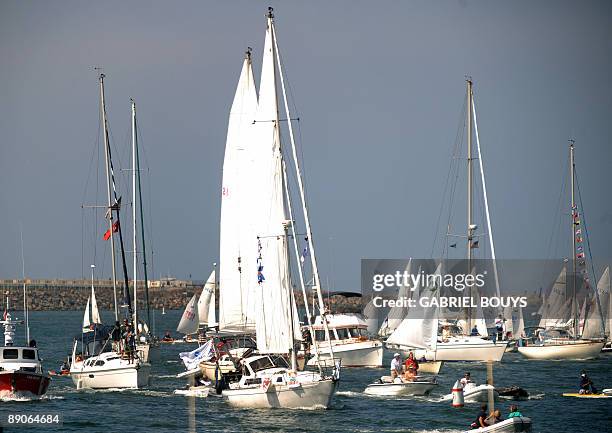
[347,328,362,338]
[335,328,349,340]
[3,349,18,359]
[314,330,326,341]
[94,360,105,366]
[270,356,289,369]
[248,357,275,373]
[22,349,36,360]
[225,338,257,350]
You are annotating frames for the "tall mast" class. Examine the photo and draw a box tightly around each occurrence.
[134,104,151,327]
[270,8,335,357]
[132,99,138,328]
[466,78,473,331]
[20,227,30,343]
[570,140,578,338]
[99,73,120,321]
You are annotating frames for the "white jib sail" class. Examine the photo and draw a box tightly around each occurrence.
[582,268,609,339]
[252,17,300,354]
[91,286,101,324]
[219,49,259,332]
[387,263,440,351]
[82,296,91,331]
[177,294,199,335]
[198,270,215,326]
[539,267,567,328]
[379,259,412,336]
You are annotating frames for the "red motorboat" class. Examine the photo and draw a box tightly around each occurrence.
[0,300,51,400]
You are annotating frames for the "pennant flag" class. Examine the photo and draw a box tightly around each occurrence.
[470,240,479,249]
[575,228,582,236]
[574,219,581,226]
[576,246,584,253]
[103,220,120,241]
[576,252,585,259]
[576,236,583,243]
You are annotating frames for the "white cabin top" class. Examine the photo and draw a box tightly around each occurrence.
[311,313,368,330]
[0,346,43,373]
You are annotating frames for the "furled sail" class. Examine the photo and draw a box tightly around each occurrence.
[252,17,300,354]
[177,294,199,335]
[219,49,259,332]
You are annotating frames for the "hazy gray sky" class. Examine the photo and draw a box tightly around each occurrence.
[1,1,611,291]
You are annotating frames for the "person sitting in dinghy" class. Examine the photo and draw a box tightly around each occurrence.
[470,403,488,429]
[390,353,402,380]
[485,409,502,426]
[460,372,473,387]
[508,404,522,418]
[403,352,419,381]
[579,371,597,394]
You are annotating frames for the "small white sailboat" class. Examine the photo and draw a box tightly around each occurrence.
[71,74,151,390]
[221,8,339,409]
[518,142,604,360]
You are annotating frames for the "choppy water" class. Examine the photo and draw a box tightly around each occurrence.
[1,310,611,432]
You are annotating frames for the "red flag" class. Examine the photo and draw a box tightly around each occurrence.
[103,220,120,241]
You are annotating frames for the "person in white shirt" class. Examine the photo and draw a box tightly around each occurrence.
[460,372,473,387]
[390,353,402,379]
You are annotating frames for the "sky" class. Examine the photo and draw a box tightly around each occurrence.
[1,1,611,292]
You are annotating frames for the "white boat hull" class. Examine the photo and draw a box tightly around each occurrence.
[517,341,604,360]
[390,338,506,362]
[71,363,151,389]
[364,380,438,396]
[223,378,337,409]
[307,340,383,367]
[463,417,532,433]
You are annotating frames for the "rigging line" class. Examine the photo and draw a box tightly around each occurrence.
[546,156,569,259]
[441,99,467,258]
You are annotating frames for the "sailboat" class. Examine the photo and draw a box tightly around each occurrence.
[70,73,151,389]
[129,99,160,363]
[421,79,506,362]
[518,141,604,360]
[220,8,339,409]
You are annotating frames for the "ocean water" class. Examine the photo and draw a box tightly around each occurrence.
[1,310,611,432]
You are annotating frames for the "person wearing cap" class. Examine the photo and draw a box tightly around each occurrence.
[579,370,597,394]
[390,353,402,380]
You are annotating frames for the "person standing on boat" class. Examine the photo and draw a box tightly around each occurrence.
[403,352,419,381]
[390,353,402,380]
[579,371,597,394]
[494,315,504,341]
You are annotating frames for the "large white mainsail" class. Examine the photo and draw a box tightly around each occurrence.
[251,17,299,354]
[219,50,259,332]
[177,294,199,335]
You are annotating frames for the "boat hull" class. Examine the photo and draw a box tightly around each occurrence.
[0,371,51,399]
[390,339,506,362]
[71,363,151,389]
[364,380,438,396]
[517,341,604,360]
[462,417,532,433]
[307,341,383,367]
[223,378,338,409]
[137,342,161,363]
